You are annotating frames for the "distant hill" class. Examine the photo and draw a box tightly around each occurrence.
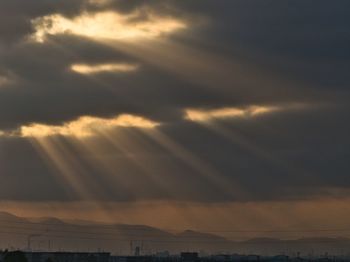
[0,211,229,254]
[177,230,229,245]
[0,211,349,256]
[0,211,25,221]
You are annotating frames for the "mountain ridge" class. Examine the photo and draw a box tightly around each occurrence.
[0,211,349,255]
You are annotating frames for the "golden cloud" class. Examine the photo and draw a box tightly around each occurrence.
[71,63,139,74]
[185,106,280,122]
[32,11,187,43]
[20,114,159,138]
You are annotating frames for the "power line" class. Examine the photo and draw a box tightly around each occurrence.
[0,218,350,234]
[0,229,349,244]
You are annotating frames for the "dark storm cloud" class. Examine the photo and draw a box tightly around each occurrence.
[0,34,322,130]
[0,0,348,128]
[0,105,349,202]
[0,0,349,202]
[0,0,87,44]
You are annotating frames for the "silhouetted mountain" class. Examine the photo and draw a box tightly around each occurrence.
[29,217,66,225]
[0,211,25,221]
[0,212,227,254]
[177,230,227,241]
[0,212,349,256]
[244,238,282,244]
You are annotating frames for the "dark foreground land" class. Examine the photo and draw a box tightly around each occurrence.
[1,251,350,262]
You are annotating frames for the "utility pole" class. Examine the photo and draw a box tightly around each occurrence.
[130,241,133,256]
[27,234,41,251]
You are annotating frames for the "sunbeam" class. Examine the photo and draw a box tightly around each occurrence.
[141,129,248,201]
[27,136,115,222]
[0,0,348,255]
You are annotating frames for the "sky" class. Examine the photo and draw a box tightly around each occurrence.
[0,0,349,239]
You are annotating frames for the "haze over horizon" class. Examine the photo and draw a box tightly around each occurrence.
[0,0,349,249]
[1,210,350,255]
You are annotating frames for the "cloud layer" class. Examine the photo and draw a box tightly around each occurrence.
[0,0,349,206]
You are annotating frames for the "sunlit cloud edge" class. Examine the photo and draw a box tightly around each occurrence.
[31,10,187,43]
[0,104,310,139]
[18,114,159,138]
[71,63,140,75]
